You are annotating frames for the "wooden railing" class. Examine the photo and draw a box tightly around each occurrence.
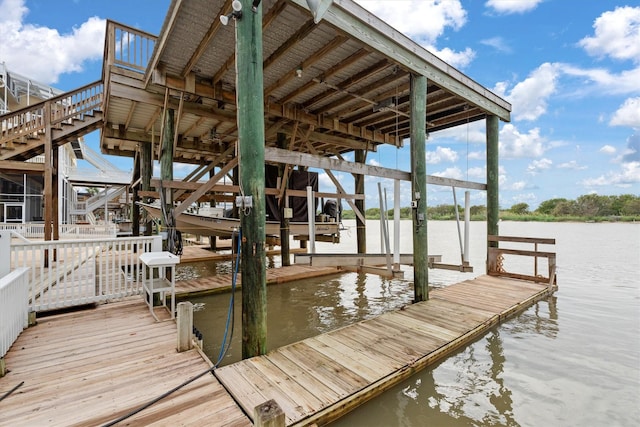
[11,235,162,313]
[1,267,30,360]
[0,81,103,148]
[487,235,557,287]
[104,20,157,74]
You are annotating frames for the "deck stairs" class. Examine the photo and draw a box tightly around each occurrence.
[0,80,104,162]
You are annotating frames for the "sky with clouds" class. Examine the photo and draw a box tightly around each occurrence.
[0,0,638,209]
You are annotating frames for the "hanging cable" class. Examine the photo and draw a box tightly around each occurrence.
[215,227,241,367]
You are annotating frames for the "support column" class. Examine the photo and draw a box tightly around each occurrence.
[486,115,500,254]
[237,0,267,359]
[43,103,52,243]
[410,74,428,302]
[141,142,152,235]
[52,147,59,241]
[354,149,366,254]
[277,133,290,266]
[160,109,175,223]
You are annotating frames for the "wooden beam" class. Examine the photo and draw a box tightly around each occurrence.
[0,160,44,172]
[173,158,238,216]
[290,0,511,121]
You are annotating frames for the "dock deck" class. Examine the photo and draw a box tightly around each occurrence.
[1,274,554,426]
[0,299,251,426]
[214,275,554,426]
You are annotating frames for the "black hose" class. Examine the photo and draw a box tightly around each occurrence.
[0,381,24,402]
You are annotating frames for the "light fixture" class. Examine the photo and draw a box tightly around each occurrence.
[251,0,261,12]
[220,0,243,25]
[296,66,303,78]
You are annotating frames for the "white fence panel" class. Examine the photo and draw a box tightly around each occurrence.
[1,267,30,358]
[10,236,161,312]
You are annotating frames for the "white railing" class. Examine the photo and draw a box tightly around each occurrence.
[0,223,118,239]
[11,235,161,312]
[1,267,30,358]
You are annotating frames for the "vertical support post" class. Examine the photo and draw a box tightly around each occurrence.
[410,74,428,302]
[393,179,400,269]
[306,186,316,254]
[277,133,290,266]
[141,142,152,235]
[0,231,10,277]
[52,148,59,242]
[160,109,175,224]
[354,149,366,254]
[43,102,52,244]
[237,0,267,359]
[176,301,194,352]
[254,400,285,427]
[464,190,470,264]
[486,115,500,262]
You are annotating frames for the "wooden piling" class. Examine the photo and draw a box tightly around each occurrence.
[410,74,428,302]
[177,301,193,352]
[486,114,500,250]
[237,0,267,359]
[254,400,285,427]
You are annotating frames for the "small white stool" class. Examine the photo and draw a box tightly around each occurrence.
[140,251,180,321]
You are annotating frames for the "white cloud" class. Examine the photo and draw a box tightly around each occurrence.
[510,181,527,190]
[578,6,640,64]
[497,63,560,121]
[480,36,512,53]
[354,1,474,69]
[558,160,587,170]
[355,0,467,42]
[0,0,105,84]
[499,124,547,159]
[527,158,553,175]
[432,166,464,180]
[581,161,640,187]
[485,0,543,15]
[560,64,640,96]
[610,97,640,128]
[467,166,485,179]
[600,145,617,155]
[426,146,458,164]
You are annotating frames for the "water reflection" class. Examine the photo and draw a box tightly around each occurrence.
[187,270,413,366]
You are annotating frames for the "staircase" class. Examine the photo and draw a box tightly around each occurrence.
[0,81,103,161]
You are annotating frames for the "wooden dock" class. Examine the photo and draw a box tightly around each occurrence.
[179,244,307,264]
[214,275,555,426]
[175,265,342,297]
[0,299,251,426]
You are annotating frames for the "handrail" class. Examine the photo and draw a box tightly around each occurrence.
[0,80,103,147]
[103,20,157,76]
[487,235,557,287]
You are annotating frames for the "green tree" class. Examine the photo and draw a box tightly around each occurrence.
[510,203,529,215]
[536,198,567,215]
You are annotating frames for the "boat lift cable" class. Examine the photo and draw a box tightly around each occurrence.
[158,179,182,256]
[100,229,241,427]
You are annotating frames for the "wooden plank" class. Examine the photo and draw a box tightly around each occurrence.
[0,299,250,426]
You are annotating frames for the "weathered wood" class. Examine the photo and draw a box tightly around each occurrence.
[0,299,251,425]
[215,275,554,427]
[237,0,267,359]
[255,400,285,427]
[176,301,193,352]
[410,74,428,302]
[486,114,500,253]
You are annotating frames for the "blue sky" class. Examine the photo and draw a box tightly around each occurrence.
[1,0,638,210]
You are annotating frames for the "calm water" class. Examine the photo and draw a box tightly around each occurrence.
[180,221,640,426]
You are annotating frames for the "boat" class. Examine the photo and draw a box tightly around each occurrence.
[138,202,341,240]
